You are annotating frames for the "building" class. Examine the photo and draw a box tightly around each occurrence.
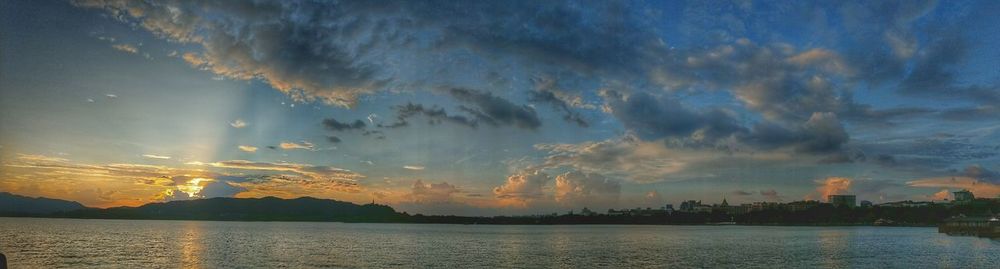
[785,200,822,211]
[827,195,856,208]
[954,190,975,203]
[693,204,713,213]
[679,200,701,212]
[879,200,934,208]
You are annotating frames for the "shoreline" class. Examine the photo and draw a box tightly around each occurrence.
[0,216,938,227]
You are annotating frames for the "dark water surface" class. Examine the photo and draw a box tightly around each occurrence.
[1,217,997,268]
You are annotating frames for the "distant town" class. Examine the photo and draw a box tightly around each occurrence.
[3,190,998,232]
[566,190,981,219]
[405,190,1000,229]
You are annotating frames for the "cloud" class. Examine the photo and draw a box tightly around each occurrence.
[930,189,951,201]
[447,88,541,130]
[387,103,478,129]
[814,177,852,201]
[104,94,117,99]
[810,176,901,202]
[962,165,1000,184]
[1,154,252,206]
[731,190,753,196]
[409,180,460,203]
[230,175,362,198]
[908,176,1000,199]
[493,170,550,206]
[601,90,746,143]
[5,155,361,206]
[187,160,363,182]
[528,77,588,127]
[746,112,849,154]
[141,154,171,160]
[74,0,397,107]
[897,33,1000,106]
[322,118,366,131]
[111,43,138,54]
[237,145,258,152]
[554,171,620,207]
[856,137,998,170]
[279,141,314,150]
[403,165,425,171]
[601,90,850,154]
[529,89,588,127]
[71,0,972,125]
[759,189,782,202]
[229,119,247,128]
[533,135,702,183]
[320,118,372,142]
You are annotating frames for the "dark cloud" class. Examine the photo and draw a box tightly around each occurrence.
[857,137,998,170]
[759,189,781,201]
[872,154,897,166]
[963,165,1000,184]
[75,0,397,107]
[602,90,746,143]
[387,103,478,129]
[327,136,342,143]
[529,89,588,127]
[199,179,247,198]
[528,78,589,127]
[744,112,849,154]
[323,118,367,131]
[75,0,978,129]
[603,90,850,154]
[448,88,542,130]
[731,190,753,196]
[74,0,661,107]
[939,105,1000,121]
[881,21,1000,111]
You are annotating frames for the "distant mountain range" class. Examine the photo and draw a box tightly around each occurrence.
[5,192,998,226]
[59,196,405,222]
[0,192,87,215]
[0,193,404,222]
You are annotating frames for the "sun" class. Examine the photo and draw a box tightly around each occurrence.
[176,177,213,198]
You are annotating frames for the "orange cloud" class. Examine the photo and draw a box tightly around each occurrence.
[907,177,1000,199]
[279,141,314,150]
[930,189,951,201]
[814,177,852,201]
[493,171,550,207]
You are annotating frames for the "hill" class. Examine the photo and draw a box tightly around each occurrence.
[0,192,88,215]
[55,196,405,222]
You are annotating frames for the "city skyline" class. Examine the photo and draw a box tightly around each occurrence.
[2,0,1000,216]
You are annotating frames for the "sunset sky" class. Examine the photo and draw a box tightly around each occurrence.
[1,0,999,215]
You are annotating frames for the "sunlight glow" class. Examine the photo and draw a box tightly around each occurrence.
[177,177,212,198]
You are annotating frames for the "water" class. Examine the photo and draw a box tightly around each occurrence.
[1,218,997,268]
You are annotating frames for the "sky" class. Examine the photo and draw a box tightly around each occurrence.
[1,0,999,215]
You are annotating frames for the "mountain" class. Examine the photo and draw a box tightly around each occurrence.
[56,196,406,222]
[0,192,88,215]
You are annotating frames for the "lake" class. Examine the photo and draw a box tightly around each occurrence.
[1,217,997,268]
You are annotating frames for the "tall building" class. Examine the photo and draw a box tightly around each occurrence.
[679,200,701,212]
[953,190,975,203]
[827,195,856,208]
